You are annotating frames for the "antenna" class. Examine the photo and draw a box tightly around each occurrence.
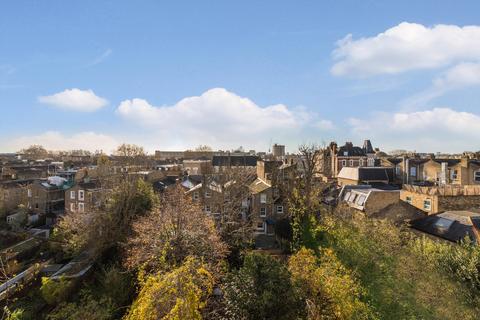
[268,138,272,153]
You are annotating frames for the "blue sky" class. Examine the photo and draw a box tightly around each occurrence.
[1,0,480,153]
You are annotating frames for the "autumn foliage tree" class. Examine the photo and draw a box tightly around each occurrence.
[125,257,214,320]
[124,184,228,275]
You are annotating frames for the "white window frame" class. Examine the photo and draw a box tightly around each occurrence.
[349,159,354,167]
[260,207,267,217]
[27,189,32,197]
[423,199,431,211]
[70,190,75,200]
[70,203,76,212]
[359,159,364,167]
[78,202,84,213]
[277,205,284,214]
[341,160,347,167]
[78,190,85,201]
[367,158,374,167]
[260,193,267,204]
[451,170,458,180]
[205,190,212,198]
[205,205,211,213]
[193,191,199,200]
[475,171,480,182]
[256,222,265,232]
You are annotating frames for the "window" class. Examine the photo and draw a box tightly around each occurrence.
[27,189,32,197]
[406,196,412,204]
[70,203,76,212]
[356,195,366,206]
[277,205,284,214]
[349,160,354,167]
[395,165,401,176]
[193,191,199,200]
[256,222,265,231]
[78,202,84,213]
[451,170,458,180]
[205,205,211,213]
[359,159,364,167]
[343,151,348,156]
[423,199,432,211]
[260,193,267,204]
[348,193,357,203]
[341,160,347,167]
[434,217,454,231]
[475,171,480,182]
[367,158,374,167]
[260,207,267,217]
[205,190,211,198]
[343,191,351,201]
[78,190,85,201]
[70,191,75,200]
[410,166,417,177]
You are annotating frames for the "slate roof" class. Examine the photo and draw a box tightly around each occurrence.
[432,159,461,166]
[212,155,257,167]
[337,143,366,157]
[338,167,395,183]
[411,210,480,243]
[386,158,402,165]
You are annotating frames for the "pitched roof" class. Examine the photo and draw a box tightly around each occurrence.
[249,178,271,194]
[411,210,480,243]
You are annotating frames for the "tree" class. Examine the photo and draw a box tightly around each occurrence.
[114,143,148,167]
[125,257,214,320]
[195,145,213,152]
[289,248,376,320]
[222,252,304,320]
[19,145,49,160]
[123,185,227,274]
[54,178,157,257]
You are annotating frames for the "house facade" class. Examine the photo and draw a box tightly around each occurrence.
[317,140,378,179]
[65,180,103,214]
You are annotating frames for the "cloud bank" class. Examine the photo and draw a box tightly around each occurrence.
[116,88,328,150]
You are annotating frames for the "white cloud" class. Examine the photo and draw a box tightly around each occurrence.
[116,88,329,150]
[38,88,108,112]
[349,108,480,152]
[332,22,480,77]
[403,62,480,108]
[3,131,119,153]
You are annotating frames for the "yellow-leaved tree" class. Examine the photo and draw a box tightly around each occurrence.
[125,257,214,320]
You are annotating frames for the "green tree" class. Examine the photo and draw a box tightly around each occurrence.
[40,276,74,305]
[222,252,304,320]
